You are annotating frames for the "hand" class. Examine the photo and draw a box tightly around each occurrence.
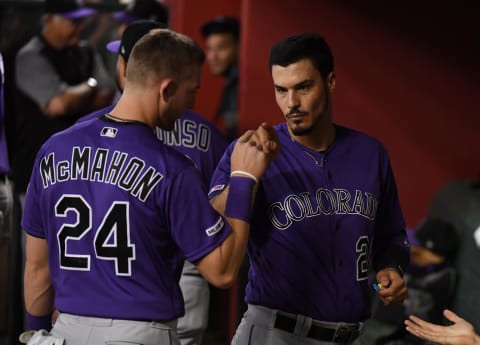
[405,309,480,345]
[248,122,280,158]
[375,267,407,306]
[231,124,279,179]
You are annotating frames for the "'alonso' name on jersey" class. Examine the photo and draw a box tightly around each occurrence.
[154,118,211,152]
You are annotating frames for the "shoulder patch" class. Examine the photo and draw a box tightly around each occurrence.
[208,184,225,195]
[206,217,224,237]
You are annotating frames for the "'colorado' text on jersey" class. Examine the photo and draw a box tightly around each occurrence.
[269,188,378,230]
[209,123,408,323]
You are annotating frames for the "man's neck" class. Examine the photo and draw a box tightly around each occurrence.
[288,122,336,152]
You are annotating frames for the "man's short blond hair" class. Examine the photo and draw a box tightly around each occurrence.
[126,28,205,86]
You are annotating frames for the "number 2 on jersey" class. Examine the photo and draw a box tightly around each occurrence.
[56,194,136,276]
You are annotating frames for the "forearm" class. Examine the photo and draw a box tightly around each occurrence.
[24,234,54,316]
[46,81,97,117]
[24,260,54,316]
[200,217,249,288]
[199,178,256,288]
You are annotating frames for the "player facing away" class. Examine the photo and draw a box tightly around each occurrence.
[22,29,279,345]
[208,33,410,344]
[78,20,229,345]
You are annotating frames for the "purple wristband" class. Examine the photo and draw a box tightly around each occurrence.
[26,312,52,330]
[225,176,256,222]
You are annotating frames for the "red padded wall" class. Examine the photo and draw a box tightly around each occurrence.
[163,0,241,123]
[240,0,479,226]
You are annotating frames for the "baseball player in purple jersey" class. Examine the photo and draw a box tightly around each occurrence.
[208,33,410,344]
[77,20,229,345]
[22,28,279,345]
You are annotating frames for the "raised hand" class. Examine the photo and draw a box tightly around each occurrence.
[230,123,279,180]
[405,309,480,345]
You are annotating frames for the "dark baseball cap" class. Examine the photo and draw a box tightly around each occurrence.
[112,0,169,25]
[414,218,459,260]
[106,20,166,61]
[45,0,96,20]
[200,16,240,40]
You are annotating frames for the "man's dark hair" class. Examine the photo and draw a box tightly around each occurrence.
[269,33,334,80]
[200,16,240,42]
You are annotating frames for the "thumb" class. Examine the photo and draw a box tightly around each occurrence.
[377,274,391,288]
[443,309,462,324]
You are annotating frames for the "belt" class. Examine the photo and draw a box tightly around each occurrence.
[274,313,360,344]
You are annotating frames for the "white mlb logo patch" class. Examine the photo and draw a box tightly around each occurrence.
[101,127,118,138]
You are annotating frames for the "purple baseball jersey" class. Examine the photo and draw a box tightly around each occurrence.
[22,117,230,321]
[78,107,228,185]
[209,123,409,323]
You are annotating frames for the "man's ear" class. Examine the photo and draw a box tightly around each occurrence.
[119,56,127,77]
[117,56,127,91]
[327,72,336,92]
[160,79,177,102]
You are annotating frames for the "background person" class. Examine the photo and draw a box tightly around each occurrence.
[13,0,115,205]
[200,16,240,142]
[406,309,480,345]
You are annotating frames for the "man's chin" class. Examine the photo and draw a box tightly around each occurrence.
[290,124,314,136]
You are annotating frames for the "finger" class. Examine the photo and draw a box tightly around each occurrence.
[237,130,255,143]
[255,127,277,154]
[443,309,463,324]
[259,122,278,138]
[248,132,264,150]
[408,315,444,333]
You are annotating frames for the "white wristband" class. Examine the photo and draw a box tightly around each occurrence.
[230,170,258,184]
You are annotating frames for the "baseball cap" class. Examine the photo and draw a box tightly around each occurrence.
[112,0,169,25]
[414,218,459,260]
[200,16,240,40]
[45,0,96,20]
[106,20,166,61]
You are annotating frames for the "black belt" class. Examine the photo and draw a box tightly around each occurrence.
[274,313,360,344]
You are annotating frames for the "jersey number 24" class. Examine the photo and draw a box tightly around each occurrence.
[55,194,136,276]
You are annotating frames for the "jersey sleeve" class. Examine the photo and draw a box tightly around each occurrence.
[16,48,67,109]
[372,148,410,275]
[165,165,231,263]
[208,141,235,199]
[21,147,47,238]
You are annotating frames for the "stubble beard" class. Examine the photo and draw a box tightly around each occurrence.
[290,95,330,137]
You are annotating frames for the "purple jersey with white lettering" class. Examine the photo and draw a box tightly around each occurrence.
[154,111,228,184]
[209,123,409,323]
[22,117,230,321]
[78,107,227,185]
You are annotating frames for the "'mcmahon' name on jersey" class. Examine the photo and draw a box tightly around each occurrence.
[269,188,378,230]
[39,146,163,202]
